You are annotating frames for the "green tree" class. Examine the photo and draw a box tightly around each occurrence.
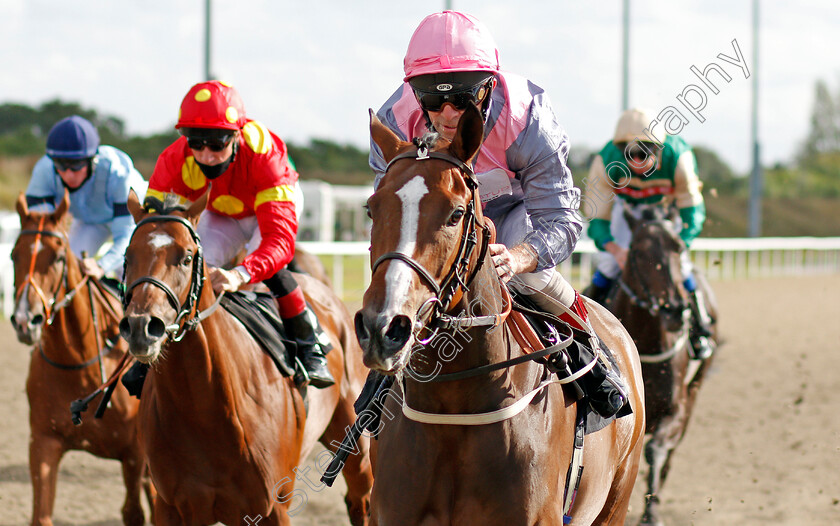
[693,145,744,195]
[799,79,840,161]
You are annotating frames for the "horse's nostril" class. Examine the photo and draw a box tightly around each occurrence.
[385,315,411,348]
[147,317,167,339]
[354,312,369,341]
[119,318,131,339]
[31,314,44,326]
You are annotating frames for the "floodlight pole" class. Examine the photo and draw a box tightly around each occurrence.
[748,0,762,237]
[621,0,630,110]
[204,0,212,81]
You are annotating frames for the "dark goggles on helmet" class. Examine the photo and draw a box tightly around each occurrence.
[180,128,235,152]
[52,158,89,172]
[413,81,491,112]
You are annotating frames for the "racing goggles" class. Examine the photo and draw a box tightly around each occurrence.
[52,158,89,172]
[621,141,661,161]
[182,130,235,152]
[414,81,490,112]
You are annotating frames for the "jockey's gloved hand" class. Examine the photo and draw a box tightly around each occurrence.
[209,266,250,293]
[81,257,105,280]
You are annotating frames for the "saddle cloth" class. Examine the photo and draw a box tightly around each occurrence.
[512,292,631,435]
[219,290,296,377]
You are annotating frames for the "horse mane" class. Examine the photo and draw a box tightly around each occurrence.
[143,194,188,215]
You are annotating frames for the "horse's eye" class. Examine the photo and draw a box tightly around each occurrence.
[363,204,372,219]
[447,207,465,227]
[183,254,193,266]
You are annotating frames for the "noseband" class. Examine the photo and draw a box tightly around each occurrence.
[372,145,492,336]
[122,215,216,342]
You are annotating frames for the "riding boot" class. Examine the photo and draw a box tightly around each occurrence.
[527,273,629,418]
[282,304,335,389]
[586,270,614,307]
[561,293,629,418]
[121,361,149,399]
[688,289,714,360]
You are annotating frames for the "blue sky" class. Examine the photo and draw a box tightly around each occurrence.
[2,0,839,174]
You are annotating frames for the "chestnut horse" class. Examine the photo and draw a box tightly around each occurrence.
[11,192,151,526]
[354,105,645,525]
[118,190,372,525]
[599,206,717,526]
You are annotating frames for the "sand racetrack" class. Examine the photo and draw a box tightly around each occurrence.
[1,275,838,525]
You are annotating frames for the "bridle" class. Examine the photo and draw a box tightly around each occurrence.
[616,220,691,363]
[371,144,494,340]
[122,214,223,342]
[14,216,89,325]
[616,221,688,319]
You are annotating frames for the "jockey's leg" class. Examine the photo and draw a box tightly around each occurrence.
[587,201,631,306]
[264,269,335,388]
[514,270,629,418]
[683,273,714,360]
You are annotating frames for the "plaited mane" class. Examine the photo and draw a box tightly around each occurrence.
[143,194,188,215]
[412,130,441,151]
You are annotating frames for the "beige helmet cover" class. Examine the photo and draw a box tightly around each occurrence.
[613,108,667,144]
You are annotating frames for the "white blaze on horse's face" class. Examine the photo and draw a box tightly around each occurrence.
[149,233,174,250]
[384,175,428,318]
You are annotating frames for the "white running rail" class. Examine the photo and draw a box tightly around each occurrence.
[2,237,839,316]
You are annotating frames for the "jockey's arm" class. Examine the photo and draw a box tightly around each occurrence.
[238,200,297,283]
[583,154,617,252]
[673,150,706,247]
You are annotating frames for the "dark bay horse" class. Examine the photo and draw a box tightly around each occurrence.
[354,105,645,525]
[11,192,151,526]
[119,190,372,525]
[603,206,717,526]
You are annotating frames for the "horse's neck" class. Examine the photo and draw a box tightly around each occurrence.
[404,261,522,413]
[42,255,99,356]
[150,288,243,411]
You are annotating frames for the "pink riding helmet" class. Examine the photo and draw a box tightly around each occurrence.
[403,10,501,81]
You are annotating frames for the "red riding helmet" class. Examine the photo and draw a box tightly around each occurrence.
[176,80,247,131]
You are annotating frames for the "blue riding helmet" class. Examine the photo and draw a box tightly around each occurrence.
[46,116,100,159]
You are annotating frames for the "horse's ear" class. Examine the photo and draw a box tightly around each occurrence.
[186,190,209,224]
[15,192,29,219]
[370,109,407,164]
[50,189,69,223]
[127,189,146,224]
[450,102,484,165]
[668,205,680,224]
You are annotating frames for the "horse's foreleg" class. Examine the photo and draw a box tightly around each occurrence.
[639,417,684,526]
[320,397,373,526]
[29,435,65,526]
[141,463,157,525]
[119,452,146,526]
